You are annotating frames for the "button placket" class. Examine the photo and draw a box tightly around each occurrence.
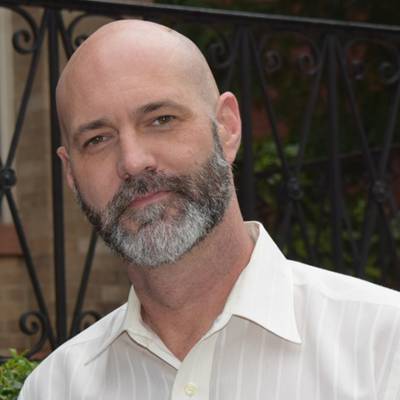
[170,333,219,400]
[184,383,198,397]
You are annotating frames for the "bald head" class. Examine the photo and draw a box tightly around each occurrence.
[57,20,220,145]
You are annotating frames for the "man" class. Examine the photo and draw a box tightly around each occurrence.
[19,20,400,399]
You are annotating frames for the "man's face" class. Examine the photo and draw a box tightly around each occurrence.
[57,31,239,266]
[59,33,221,211]
[73,123,232,267]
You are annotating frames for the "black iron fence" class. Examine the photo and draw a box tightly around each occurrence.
[0,0,399,358]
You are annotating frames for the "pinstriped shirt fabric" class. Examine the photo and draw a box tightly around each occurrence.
[19,222,400,400]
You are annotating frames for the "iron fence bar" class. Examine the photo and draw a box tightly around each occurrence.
[359,198,379,279]
[293,41,326,175]
[0,6,43,209]
[313,182,329,262]
[4,189,55,349]
[332,40,364,274]
[341,201,362,275]
[214,27,240,93]
[294,201,318,264]
[336,40,377,180]
[378,221,388,284]
[276,200,294,248]
[327,35,344,273]
[70,229,99,336]
[2,0,400,37]
[4,9,44,168]
[56,10,73,58]
[388,190,399,215]
[380,209,400,284]
[377,69,400,178]
[256,145,400,179]
[251,31,290,178]
[47,8,67,346]
[238,26,256,219]
[374,203,400,284]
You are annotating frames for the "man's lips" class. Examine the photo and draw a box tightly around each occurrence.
[129,191,170,209]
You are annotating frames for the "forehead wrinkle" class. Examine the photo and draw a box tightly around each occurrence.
[72,117,112,142]
[135,100,192,117]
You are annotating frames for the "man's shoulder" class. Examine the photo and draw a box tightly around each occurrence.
[287,259,400,397]
[60,302,127,348]
[18,303,127,399]
[288,258,400,308]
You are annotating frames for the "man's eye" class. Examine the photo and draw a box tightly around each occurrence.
[153,115,175,126]
[83,135,107,148]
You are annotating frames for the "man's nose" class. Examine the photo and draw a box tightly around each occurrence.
[116,133,157,179]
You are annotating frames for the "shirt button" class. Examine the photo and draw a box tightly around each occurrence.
[184,383,198,397]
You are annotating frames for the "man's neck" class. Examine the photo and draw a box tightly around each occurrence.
[126,202,254,360]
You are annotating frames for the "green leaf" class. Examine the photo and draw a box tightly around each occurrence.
[0,350,39,400]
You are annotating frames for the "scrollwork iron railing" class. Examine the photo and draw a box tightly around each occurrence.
[0,0,399,358]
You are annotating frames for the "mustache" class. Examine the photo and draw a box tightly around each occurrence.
[103,170,195,222]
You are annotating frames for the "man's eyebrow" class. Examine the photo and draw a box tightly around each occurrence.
[136,100,190,116]
[72,118,111,142]
[71,101,190,142]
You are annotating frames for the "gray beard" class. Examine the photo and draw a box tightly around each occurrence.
[73,127,232,267]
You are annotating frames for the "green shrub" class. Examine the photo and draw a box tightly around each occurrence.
[0,350,38,400]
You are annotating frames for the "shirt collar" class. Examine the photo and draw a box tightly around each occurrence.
[83,303,128,365]
[85,285,180,367]
[220,221,301,344]
[85,221,301,364]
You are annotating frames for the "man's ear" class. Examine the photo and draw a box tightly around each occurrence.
[215,92,241,164]
[57,146,75,191]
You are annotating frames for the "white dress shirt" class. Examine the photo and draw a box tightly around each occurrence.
[19,222,400,399]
